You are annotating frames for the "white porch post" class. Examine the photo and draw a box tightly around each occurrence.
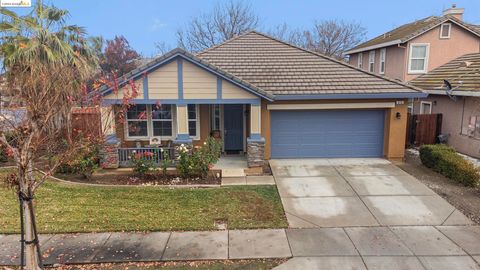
[174,104,192,143]
[247,103,265,167]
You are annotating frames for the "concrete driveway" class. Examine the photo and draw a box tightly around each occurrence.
[270,158,480,269]
[270,158,471,228]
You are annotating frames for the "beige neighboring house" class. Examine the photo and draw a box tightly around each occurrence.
[344,5,480,82]
[410,53,480,158]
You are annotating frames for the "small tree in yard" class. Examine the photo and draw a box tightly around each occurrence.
[0,1,97,269]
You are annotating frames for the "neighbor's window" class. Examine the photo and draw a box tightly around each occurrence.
[126,105,148,138]
[368,51,375,72]
[420,101,432,114]
[357,53,363,69]
[187,104,199,138]
[211,104,221,130]
[379,48,386,74]
[408,44,429,73]
[440,23,451,39]
[152,104,173,137]
[466,116,480,138]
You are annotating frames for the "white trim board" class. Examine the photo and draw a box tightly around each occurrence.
[267,102,396,110]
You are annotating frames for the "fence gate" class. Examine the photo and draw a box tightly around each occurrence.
[406,113,443,146]
[71,107,101,138]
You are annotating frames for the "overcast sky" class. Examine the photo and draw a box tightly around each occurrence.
[8,0,480,56]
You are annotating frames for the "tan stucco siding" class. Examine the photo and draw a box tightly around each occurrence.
[148,60,178,99]
[405,24,480,81]
[182,61,217,99]
[261,99,408,160]
[104,79,144,100]
[413,95,480,158]
[222,80,257,99]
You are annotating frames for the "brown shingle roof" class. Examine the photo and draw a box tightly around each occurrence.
[197,31,422,96]
[346,16,480,54]
[410,53,480,92]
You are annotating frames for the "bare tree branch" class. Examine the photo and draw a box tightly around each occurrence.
[176,0,259,52]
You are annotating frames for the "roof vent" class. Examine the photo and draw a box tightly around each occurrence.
[443,4,464,20]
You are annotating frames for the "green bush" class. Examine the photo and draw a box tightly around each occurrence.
[57,142,100,179]
[419,144,480,187]
[176,137,222,178]
[130,151,158,175]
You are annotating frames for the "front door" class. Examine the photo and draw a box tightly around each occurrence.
[224,104,244,152]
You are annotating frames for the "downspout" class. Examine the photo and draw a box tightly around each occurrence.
[460,96,466,135]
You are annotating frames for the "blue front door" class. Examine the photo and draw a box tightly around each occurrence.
[224,104,244,151]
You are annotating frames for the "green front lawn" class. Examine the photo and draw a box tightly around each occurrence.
[0,172,287,233]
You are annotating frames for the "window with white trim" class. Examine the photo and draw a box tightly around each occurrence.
[187,104,199,138]
[379,48,386,74]
[368,51,375,72]
[210,104,221,130]
[408,44,429,73]
[420,101,432,114]
[152,104,173,137]
[357,53,363,69]
[126,105,149,138]
[467,116,480,138]
[440,23,451,39]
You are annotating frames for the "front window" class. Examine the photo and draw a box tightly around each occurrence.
[187,104,199,138]
[379,48,386,74]
[126,105,148,137]
[368,51,375,72]
[357,53,363,69]
[210,104,221,130]
[409,44,429,73]
[152,104,173,137]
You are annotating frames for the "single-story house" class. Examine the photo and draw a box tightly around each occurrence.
[410,53,480,158]
[98,31,426,168]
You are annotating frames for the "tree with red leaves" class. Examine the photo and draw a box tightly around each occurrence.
[100,36,140,78]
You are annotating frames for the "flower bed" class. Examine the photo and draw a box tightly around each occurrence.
[56,137,223,186]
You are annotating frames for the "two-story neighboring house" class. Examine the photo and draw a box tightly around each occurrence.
[344,5,480,82]
[345,5,480,158]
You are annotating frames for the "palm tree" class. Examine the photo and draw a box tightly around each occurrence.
[0,1,97,269]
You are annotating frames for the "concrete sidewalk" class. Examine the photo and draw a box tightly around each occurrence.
[1,226,480,269]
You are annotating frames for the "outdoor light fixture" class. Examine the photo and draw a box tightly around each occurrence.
[396,112,401,119]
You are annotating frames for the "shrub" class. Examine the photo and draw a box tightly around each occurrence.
[57,142,100,179]
[419,144,480,187]
[130,151,157,175]
[176,137,222,178]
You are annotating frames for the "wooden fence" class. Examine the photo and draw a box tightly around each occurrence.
[71,107,102,138]
[406,113,443,146]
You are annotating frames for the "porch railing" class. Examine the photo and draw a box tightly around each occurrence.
[118,147,175,167]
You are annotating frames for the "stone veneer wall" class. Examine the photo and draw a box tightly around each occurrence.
[247,139,265,167]
[100,142,120,169]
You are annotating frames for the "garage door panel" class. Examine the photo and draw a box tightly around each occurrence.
[270,109,385,158]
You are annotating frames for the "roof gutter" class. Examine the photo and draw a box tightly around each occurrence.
[344,39,403,55]
[274,92,428,100]
[423,89,480,97]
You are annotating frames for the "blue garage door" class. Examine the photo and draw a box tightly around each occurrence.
[271,109,385,158]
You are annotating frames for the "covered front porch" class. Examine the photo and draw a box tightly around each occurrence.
[103,102,265,168]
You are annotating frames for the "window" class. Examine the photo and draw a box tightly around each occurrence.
[126,105,148,138]
[210,104,221,130]
[379,48,386,74]
[420,101,432,114]
[187,104,199,138]
[357,53,363,69]
[467,116,480,138]
[440,23,451,39]
[408,44,429,73]
[152,104,173,137]
[368,51,375,72]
